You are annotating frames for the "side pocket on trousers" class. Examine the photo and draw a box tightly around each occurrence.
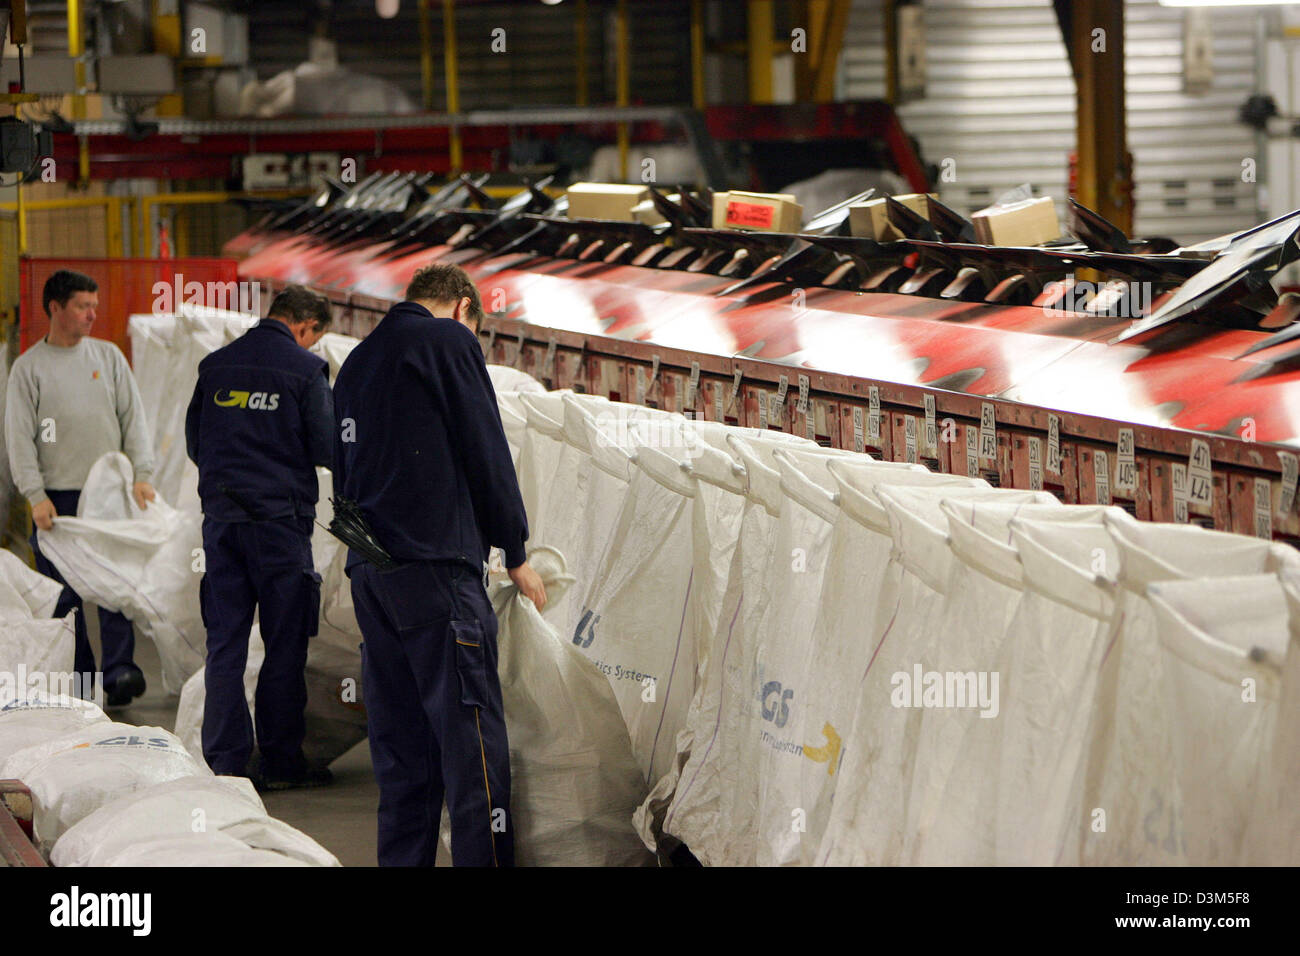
[304,569,322,638]
[451,619,489,708]
[198,575,210,630]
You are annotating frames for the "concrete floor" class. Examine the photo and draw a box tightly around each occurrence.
[92,611,424,868]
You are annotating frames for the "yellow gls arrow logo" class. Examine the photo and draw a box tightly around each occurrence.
[803,722,842,776]
[214,389,250,408]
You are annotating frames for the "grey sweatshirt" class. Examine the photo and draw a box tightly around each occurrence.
[5,337,155,506]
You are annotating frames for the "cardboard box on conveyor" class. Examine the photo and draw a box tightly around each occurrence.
[971,195,1061,246]
[712,191,804,233]
[848,193,936,241]
[565,183,651,221]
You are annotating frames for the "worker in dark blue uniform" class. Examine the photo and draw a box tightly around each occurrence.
[333,263,546,867]
[184,286,336,790]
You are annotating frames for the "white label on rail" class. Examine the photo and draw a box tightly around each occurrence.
[728,367,743,412]
[805,410,815,441]
[544,338,557,378]
[1115,427,1136,495]
[965,425,979,478]
[924,394,937,455]
[1187,438,1213,508]
[1280,451,1298,513]
[1094,449,1110,505]
[686,361,700,408]
[715,387,724,422]
[758,391,769,430]
[634,365,647,405]
[772,375,789,421]
[797,374,810,415]
[513,329,526,369]
[1047,413,1061,475]
[904,415,918,464]
[853,406,865,454]
[1028,437,1043,490]
[1172,462,1189,524]
[979,402,997,460]
[1255,477,1273,540]
[868,386,881,444]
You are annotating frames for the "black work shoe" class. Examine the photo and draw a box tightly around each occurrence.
[254,766,334,793]
[105,669,147,707]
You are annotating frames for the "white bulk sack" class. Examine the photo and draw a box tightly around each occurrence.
[814,466,992,866]
[661,439,786,865]
[1,721,207,851]
[0,547,62,619]
[902,499,1094,864]
[100,830,315,866]
[633,438,751,854]
[529,396,635,642]
[488,365,546,394]
[0,615,76,699]
[1241,578,1300,865]
[821,484,1052,867]
[1072,515,1293,866]
[0,694,109,762]
[1146,573,1288,866]
[874,487,1060,865]
[488,546,651,866]
[53,775,339,867]
[37,453,206,693]
[984,512,1125,866]
[572,435,700,785]
[515,396,568,540]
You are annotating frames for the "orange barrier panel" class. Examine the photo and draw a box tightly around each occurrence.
[19,256,243,364]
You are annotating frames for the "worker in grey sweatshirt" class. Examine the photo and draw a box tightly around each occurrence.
[5,269,156,706]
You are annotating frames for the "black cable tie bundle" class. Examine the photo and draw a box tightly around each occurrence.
[325,496,399,571]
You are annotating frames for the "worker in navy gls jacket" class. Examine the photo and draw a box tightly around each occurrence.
[333,263,546,867]
[184,287,335,790]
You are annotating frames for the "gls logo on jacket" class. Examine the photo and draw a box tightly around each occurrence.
[214,389,280,411]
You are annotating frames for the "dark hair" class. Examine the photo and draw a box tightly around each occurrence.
[405,263,484,330]
[267,286,332,332]
[43,270,98,316]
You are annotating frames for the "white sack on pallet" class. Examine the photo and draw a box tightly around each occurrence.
[36,453,205,694]
[440,547,652,866]
[52,775,339,867]
[0,694,109,762]
[1070,516,1297,867]
[0,722,207,851]
[98,830,316,866]
[1146,574,1288,866]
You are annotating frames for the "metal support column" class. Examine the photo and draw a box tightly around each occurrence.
[1071,0,1131,233]
[616,0,630,181]
[691,0,706,110]
[747,0,774,104]
[443,0,462,173]
[419,0,435,111]
[576,0,589,108]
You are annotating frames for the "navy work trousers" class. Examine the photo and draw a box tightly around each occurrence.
[200,515,320,778]
[31,489,138,686]
[351,559,513,867]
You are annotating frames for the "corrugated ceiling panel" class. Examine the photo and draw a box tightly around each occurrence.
[842,0,1264,244]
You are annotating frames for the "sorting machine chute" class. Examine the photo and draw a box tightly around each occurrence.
[225,174,1300,541]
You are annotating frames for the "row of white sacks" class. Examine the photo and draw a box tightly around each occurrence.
[503,387,1300,866]
[27,303,1300,865]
